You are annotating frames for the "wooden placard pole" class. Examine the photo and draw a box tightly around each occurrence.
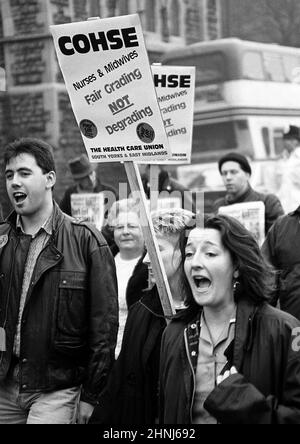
[125,161,176,318]
[149,164,159,212]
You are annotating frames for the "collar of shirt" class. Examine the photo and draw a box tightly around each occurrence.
[16,211,54,238]
[226,184,252,204]
[200,310,236,348]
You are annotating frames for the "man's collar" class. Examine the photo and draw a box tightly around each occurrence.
[226,184,251,204]
[16,210,54,237]
[7,201,64,232]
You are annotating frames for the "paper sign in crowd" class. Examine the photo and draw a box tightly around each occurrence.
[218,201,265,246]
[70,193,104,230]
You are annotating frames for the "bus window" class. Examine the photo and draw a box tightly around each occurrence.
[263,52,285,82]
[283,55,300,82]
[195,53,225,85]
[165,52,225,85]
[261,127,286,157]
[242,51,265,80]
[192,122,237,159]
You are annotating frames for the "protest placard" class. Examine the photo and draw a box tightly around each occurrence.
[151,65,195,164]
[50,14,170,163]
[71,192,104,230]
[144,66,195,214]
[218,201,265,246]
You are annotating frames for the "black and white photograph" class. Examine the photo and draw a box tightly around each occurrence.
[0,0,300,429]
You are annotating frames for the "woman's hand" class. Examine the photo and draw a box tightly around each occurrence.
[217,366,238,385]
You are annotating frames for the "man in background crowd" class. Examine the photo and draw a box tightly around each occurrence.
[60,153,118,218]
[214,152,284,234]
[282,124,300,158]
[262,203,300,320]
[278,125,300,212]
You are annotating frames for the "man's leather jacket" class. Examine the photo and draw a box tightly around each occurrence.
[0,203,118,405]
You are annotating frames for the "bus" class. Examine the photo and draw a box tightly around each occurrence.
[162,38,300,205]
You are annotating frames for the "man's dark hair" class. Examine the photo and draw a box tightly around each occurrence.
[4,137,56,174]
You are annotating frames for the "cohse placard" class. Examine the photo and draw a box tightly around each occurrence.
[50,14,171,163]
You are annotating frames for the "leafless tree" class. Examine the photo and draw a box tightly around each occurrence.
[224,0,300,47]
[259,0,300,46]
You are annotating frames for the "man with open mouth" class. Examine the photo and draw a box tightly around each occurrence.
[0,137,118,424]
[214,152,284,235]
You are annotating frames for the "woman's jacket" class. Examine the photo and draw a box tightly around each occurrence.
[159,298,300,424]
[90,288,166,424]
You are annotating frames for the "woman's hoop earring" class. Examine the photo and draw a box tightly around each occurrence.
[233,279,239,292]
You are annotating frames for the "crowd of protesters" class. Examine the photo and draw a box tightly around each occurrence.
[1,131,300,424]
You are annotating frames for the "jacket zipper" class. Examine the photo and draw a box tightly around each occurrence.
[184,327,196,424]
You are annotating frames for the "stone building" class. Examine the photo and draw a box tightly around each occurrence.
[0,0,221,217]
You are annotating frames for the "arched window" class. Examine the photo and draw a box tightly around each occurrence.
[89,0,101,17]
[119,0,130,15]
[170,0,180,36]
[145,0,156,32]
